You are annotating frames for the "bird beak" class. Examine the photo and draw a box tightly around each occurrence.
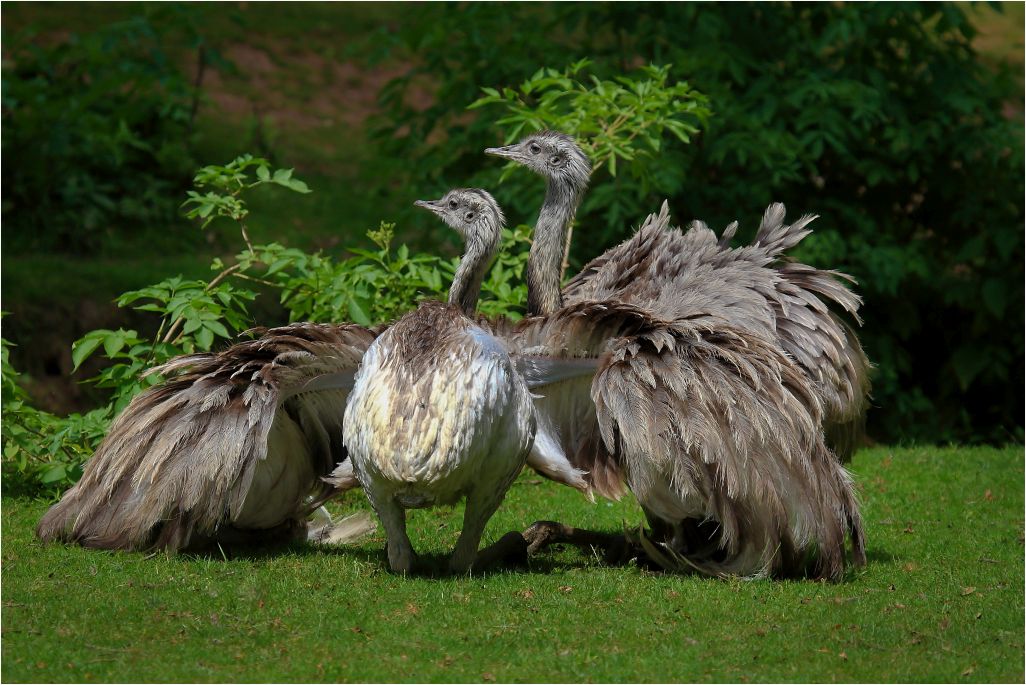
[484,144,517,160]
[414,199,444,216]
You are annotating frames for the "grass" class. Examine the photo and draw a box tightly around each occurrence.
[2,446,1022,682]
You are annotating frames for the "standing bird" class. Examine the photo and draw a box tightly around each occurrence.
[485,131,869,579]
[37,320,381,552]
[343,188,585,574]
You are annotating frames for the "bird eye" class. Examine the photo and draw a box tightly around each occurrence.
[464,211,475,222]
[448,200,458,210]
[529,143,541,155]
[549,155,562,166]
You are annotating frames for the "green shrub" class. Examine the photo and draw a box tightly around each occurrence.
[372,2,1024,444]
[468,60,710,242]
[1,333,112,497]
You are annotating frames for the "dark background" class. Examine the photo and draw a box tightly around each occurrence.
[2,2,1023,445]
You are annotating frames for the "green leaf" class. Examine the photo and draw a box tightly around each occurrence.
[102,332,126,358]
[183,317,203,334]
[205,320,231,339]
[266,259,292,276]
[195,326,215,350]
[71,336,104,371]
[348,298,372,326]
[40,464,67,484]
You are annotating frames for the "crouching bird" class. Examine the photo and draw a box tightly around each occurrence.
[36,320,382,552]
[341,188,588,574]
[485,131,868,580]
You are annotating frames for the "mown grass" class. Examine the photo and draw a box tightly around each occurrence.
[2,446,1022,682]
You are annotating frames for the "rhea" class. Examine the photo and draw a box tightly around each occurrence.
[36,321,379,552]
[343,189,540,573]
[487,131,870,579]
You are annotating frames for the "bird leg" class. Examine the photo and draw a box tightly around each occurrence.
[449,490,504,574]
[374,498,416,574]
[521,520,634,564]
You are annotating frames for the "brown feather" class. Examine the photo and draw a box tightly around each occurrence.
[505,298,865,580]
[37,322,381,552]
[562,202,871,462]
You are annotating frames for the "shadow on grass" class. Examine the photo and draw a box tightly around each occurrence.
[183,526,882,585]
[187,536,580,578]
[863,547,900,566]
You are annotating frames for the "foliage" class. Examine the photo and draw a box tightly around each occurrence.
[1,157,531,495]
[1,10,213,253]
[243,225,450,327]
[1,334,111,497]
[372,2,1024,444]
[2,447,1024,681]
[468,60,710,236]
[376,57,711,249]
[478,223,532,319]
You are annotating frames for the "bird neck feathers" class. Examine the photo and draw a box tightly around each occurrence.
[448,218,500,315]
[527,177,582,316]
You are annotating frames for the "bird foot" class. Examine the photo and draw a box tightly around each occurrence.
[521,520,631,564]
[521,520,573,555]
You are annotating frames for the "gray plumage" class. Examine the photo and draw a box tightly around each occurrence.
[487,131,871,579]
[502,301,864,579]
[36,322,380,551]
[343,189,581,573]
[486,131,591,316]
[562,201,871,463]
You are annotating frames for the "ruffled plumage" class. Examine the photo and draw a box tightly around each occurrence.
[36,322,380,551]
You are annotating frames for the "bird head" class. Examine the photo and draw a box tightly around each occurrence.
[414,188,504,254]
[484,130,591,190]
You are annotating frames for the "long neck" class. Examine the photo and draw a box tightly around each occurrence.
[448,226,497,315]
[527,177,581,316]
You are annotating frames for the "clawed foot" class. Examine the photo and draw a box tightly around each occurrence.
[386,544,418,574]
[521,520,573,555]
[520,520,634,564]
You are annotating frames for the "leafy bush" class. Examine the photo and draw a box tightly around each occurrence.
[2,156,531,496]
[1,12,202,253]
[372,2,1024,444]
[2,333,111,497]
[469,60,710,241]
[376,57,711,251]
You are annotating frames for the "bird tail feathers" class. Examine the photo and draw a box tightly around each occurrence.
[308,510,377,545]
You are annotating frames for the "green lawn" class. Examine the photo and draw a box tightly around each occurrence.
[2,446,1022,682]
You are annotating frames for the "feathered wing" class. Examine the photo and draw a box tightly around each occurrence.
[562,201,871,461]
[504,304,659,501]
[560,201,674,304]
[744,203,872,462]
[516,355,597,495]
[37,322,381,552]
[507,301,865,580]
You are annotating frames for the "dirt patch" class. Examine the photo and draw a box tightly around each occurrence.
[5,297,136,415]
[198,39,433,133]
